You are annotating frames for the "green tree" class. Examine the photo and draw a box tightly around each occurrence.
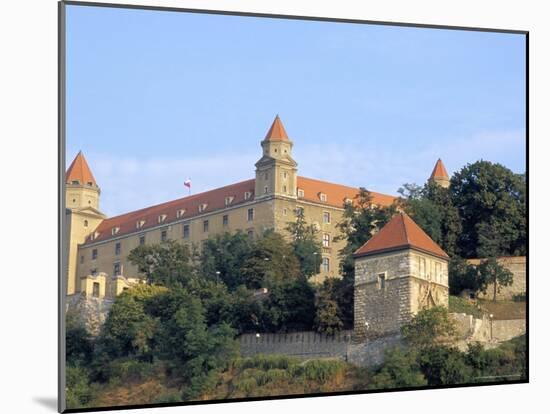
[398,183,442,244]
[451,161,526,258]
[66,309,94,366]
[418,346,473,385]
[448,257,479,295]
[152,288,239,398]
[128,240,193,287]
[286,208,322,278]
[476,258,514,301]
[369,347,427,389]
[397,181,461,256]
[96,284,166,361]
[198,232,253,290]
[314,278,344,335]
[401,307,458,351]
[259,278,316,332]
[240,230,301,289]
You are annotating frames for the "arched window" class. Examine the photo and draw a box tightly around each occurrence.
[84,220,88,227]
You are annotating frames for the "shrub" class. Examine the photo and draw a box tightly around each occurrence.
[66,365,95,409]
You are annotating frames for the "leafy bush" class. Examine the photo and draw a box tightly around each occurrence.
[66,365,95,409]
[369,347,427,389]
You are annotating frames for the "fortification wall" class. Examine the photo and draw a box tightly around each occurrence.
[238,331,352,360]
[467,256,526,300]
[66,293,114,336]
[451,312,526,350]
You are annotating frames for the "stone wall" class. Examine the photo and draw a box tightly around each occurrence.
[238,331,352,360]
[467,256,526,300]
[354,251,412,341]
[66,293,114,336]
[451,312,526,350]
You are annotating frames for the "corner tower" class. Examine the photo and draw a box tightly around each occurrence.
[65,151,105,295]
[352,213,449,341]
[254,115,298,200]
[429,158,450,188]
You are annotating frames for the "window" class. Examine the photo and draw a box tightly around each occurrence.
[176,209,186,218]
[83,220,88,227]
[264,186,268,194]
[158,214,167,224]
[87,181,93,186]
[224,196,234,206]
[183,224,190,238]
[283,185,287,193]
[111,227,120,235]
[283,208,287,216]
[247,229,254,240]
[136,219,145,229]
[199,203,208,213]
[244,191,252,200]
[344,198,353,205]
[283,171,287,179]
[419,257,426,278]
[223,214,229,227]
[114,262,121,276]
[91,268,98,276]
[247,208,254,221]
[161,230,167,242]
[435,262,442,283]
[92,282,100,298]
[71,180,80,185]
[91,249,97,260]
[322,233,330,247]
[203,220,209,232]
[139,235,145,246]
[80,255,84,264]
[323,211,331,224]
[297,189,304,198]
[322,257,330,273]
[296,206,304,217]
[319,193,327,202]
[377,273,386,290]
[115,242,121,255]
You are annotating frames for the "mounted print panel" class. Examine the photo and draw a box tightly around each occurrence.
[59,1,528,412]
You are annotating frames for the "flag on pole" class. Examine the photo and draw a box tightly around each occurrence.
[184,179,191,195]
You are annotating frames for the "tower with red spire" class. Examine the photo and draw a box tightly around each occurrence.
[429,158,450,188]
[254,115,298,200]
[65,151,105,295]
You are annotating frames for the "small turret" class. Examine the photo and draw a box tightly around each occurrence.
[429,158,450,188]
[66,151,101,210]
[254,115,298,199]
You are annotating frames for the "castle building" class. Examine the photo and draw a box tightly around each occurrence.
[429,158,450,188]
[353,213,449,340]
[65,116,397,298]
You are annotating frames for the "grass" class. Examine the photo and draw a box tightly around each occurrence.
[449,296,484,319]
[478,299,526,320]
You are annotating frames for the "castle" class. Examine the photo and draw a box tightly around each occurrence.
[65,115,451,326]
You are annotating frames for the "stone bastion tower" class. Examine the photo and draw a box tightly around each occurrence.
[352,213,450,341]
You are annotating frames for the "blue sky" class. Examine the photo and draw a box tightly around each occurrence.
[66,5,526,217]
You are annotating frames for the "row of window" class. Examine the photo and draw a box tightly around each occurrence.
[87,209,257,261]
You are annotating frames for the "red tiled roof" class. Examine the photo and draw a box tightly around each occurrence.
[353,213,449,260]
[84,179,256,244]
[297,176,395,208]
[66,151,97,186]
[83,176,396,245]
[264,115,289,141]
[430,158,449,180]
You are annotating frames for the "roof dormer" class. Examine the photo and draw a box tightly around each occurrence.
[176,209,186,219]
[111,227,120,236]
[158,214,167,224]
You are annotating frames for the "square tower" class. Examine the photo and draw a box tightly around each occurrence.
[353,213,449,341]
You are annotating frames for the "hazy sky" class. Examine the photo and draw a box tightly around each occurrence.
[65,5,526,217]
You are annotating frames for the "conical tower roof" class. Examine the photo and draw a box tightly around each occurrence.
[430,158,449,180]
[354,213,449,260]
[264,115,289,141]
[66,151,97,186]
